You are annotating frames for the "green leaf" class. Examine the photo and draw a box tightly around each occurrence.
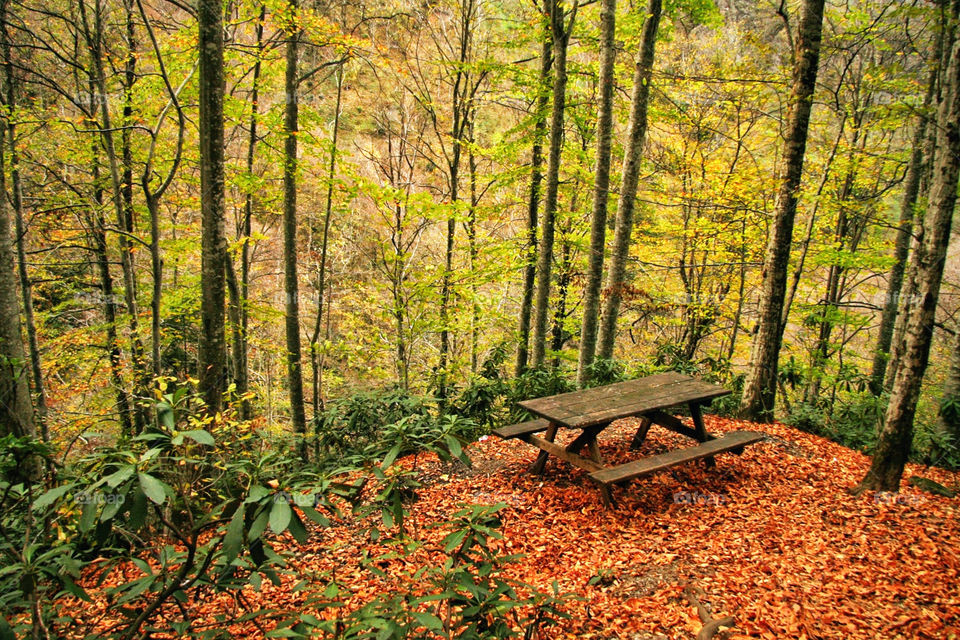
[269,498,292,534]
[127,488,148,530]
[223,504,246,564]
[59,575,92,602]
[181,429,214,446]
[443,528,468,553]
[79,500,97,533]
[299,505,330,528]
[287,511,309,544]
[105,466,135,488]
[138,473,167,505]
[411,612,443,630]
[33,484,72,510]
[249,506,270,541]
[444,435,463,460]
[380,444,401,470]
[157,402,175,429]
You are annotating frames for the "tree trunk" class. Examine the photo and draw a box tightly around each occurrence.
[0,96,33,439]
[576,0,616,386]
[515,22,552,376]
[857,33,960,494]
[596,0,662,361]
[467,112,480,374]
[739,0,825,422]
[310,60,341,419]
[1,10,45,439]
[282,0,307,449]
[232,4,264,421]
[197,0,227,413]
[531,0,577,368]
[80,0,148,433]
[868,42,940,395]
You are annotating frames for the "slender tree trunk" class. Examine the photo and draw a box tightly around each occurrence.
[531,0,577,368]
[310,62,342,419]
[197,0,227,413]
[596,0,662,361]
[869,58,939,394]
[551,216,574,368]
[231,4,264,421]
[0,95,33,439]
[1,12,45,439]
[515,24,552,375]
[856,33,960,493]
[80,0,148,433]
[576,0,616,386]
[467,112,480,374]
[90,137,133,436]
[739,0,826,422]
[282,0,307,448]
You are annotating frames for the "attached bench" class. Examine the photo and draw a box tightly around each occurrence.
[590,430,764,488]
[492,418,550,440]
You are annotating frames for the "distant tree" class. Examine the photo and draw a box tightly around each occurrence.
[282,0,307,447]
[739,0,826,422]
[857,28,960,493]
[1,0,44,438]
[197,0,228,413]
[576,0,616,386]
[596,0,663,361]
[0,71,33,438]
[515,8,552,375]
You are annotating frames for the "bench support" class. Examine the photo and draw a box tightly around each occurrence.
[528,423,558,475]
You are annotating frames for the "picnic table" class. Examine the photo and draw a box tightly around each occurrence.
[493,372,763,507]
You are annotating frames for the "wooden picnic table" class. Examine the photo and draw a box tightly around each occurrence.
[493,372,763,507]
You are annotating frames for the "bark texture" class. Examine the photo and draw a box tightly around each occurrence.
[596,0,662,361]
[739,0,825,422]
[0,108,33,438]
[282,1,307,441]
[515,24,552,375]
[858,34,960,493]
[868,43,939,395]
[576,0,616,386]
[197,0,227,413]
[530,0,577,368]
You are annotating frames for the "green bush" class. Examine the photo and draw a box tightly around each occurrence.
[314,386,432,459]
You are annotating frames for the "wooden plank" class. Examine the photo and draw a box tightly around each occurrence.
[557,375,707,415]
[564,424,605,455]
[492,418,550,440]
[529,423,558,475]
[521,434,604,473]
[629,416,653,450]
[519,374,730,430]
[518,373,687,421]
[590,431,765,486]
[559,386,729,429]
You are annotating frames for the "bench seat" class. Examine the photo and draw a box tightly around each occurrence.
[590,430,764,486]
[492,418,550,440]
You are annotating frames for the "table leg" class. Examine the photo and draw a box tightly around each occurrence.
[629,416,653,450]
[565,424,605,460]
[587,439,604,465]
[529,422,558,475]
[689,402,715,467]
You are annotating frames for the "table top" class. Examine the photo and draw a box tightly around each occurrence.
[517,372,730,430]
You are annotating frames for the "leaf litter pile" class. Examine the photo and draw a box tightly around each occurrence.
[69,416,959,639]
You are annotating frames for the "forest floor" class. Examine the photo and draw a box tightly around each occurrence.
[70,416,960,639]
